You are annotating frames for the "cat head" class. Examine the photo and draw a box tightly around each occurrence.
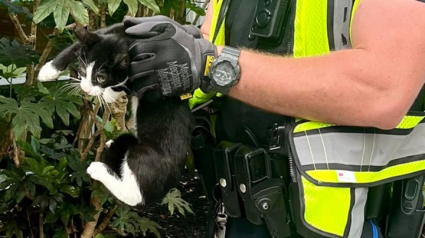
[74,26,130,102]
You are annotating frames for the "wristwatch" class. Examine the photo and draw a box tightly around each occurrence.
[209,46,241,94]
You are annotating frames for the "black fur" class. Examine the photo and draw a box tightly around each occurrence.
[49,23,194,207]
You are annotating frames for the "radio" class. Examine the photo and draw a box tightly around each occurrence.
[250,0,291,40]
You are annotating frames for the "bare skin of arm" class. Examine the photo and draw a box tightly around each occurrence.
[202,0,425,130]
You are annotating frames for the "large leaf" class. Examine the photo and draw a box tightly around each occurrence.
[82,0,99,14]
[68,0,89,25]
[33,0,58,24]
[0,64,26,80]
[0,0,33,20]
[137,0,159,14]
[123,0,138,16]
[108,0,122,16]
[0,38,40,67]
[38,86,82,126]
[160,188,194,216]
[0,97,54,139]
[53,0,70,33]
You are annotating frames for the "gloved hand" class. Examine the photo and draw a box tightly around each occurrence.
[124,16,217,101]
[124,16,203,39]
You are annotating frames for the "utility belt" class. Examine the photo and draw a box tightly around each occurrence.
[193,111,425,238]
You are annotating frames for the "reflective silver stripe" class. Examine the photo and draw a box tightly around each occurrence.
[294,123,425,168]
[348,188,368,238]
[332,0,353,50]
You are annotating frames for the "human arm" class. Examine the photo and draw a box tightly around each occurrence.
[228,0,425,129]
[200,1,213,40]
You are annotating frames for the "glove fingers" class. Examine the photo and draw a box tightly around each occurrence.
[123,15,174,27]
[125,22,176,37]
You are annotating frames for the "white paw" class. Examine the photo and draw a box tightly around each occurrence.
[87,162,108,181]
[38,61,62,81]
[105,140,114,148]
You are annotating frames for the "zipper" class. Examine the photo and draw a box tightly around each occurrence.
[212,0,231,44]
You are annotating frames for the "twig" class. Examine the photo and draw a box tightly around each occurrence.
[39,212,44,238]
[192,0,210,25]
[80,196,102,238]
[100,3,107,29]
[26,209,35,238]
[8,13,29,43]
[94,204,118,235]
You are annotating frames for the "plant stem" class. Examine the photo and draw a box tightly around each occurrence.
[26,209,35,238]
[94,204,118,235]
[39,212,44,238]
[100,3,107,29]
[8,13,29,43]
[192,0,210,25]
[80,196,102,238]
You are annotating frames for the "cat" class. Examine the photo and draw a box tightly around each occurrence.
[38,23,194,207]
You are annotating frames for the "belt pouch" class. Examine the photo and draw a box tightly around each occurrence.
[213,141,243,218]
[386,176,425,238]
[234,145,272,225]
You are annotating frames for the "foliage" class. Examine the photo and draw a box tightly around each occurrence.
[0,0,205,237]
[160,188,194,216]
[110,205,162,237]
[0,38,40,67]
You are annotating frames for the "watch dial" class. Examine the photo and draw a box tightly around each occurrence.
[212,61,236,86]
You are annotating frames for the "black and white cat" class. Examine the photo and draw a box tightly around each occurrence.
[38,24,194,207]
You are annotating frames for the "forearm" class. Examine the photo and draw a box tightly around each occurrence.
[228,48,422,129]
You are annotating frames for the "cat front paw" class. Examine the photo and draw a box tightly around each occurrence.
[38,61,62,82]
[105,140,114,148]
[87,162,108,182]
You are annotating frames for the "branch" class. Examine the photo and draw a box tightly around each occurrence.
[80,196,102,238]
[192,0,210,25]
[31,0,41,39]
[8,13,29,43]
[94,204,118,235]
[100,3,107,29]
[39,212,44,238]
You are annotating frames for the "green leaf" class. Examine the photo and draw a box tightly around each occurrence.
[108,0,121,16]
[123,0,138,16]
[0,38,40,67]
[31,135,40,153]
[60,185,80,198]
[17,140,43,161]
[137,217,162,238]
[53,0,70,33]
[82,0,99,14]
[38,87,82,126]
[0,174,7,184]
[33,0,58,24]
[160,188,194,216]
[137,0,159,13]
[9,100,54,139]
[68,0,89,25]
[53,228,69,238]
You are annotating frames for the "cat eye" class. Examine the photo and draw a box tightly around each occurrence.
[97,76,106,83]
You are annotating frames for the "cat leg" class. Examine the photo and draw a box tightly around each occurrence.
[38,43,82,81]
[87,161,144,206]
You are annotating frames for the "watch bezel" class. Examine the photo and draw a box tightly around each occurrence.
[209,47,241,94]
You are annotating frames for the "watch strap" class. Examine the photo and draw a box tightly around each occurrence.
[221,46,241,62]
[209,46,241,94]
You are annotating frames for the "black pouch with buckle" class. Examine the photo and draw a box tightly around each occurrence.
[214,141,244,218]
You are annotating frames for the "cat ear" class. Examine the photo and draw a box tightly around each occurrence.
[74,26,102,46]
[113,54,129,68]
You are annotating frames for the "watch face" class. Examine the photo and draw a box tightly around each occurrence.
[212,61,236,86]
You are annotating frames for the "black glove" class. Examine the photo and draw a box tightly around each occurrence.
[125,16,217,101]
[124,16,203,39]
